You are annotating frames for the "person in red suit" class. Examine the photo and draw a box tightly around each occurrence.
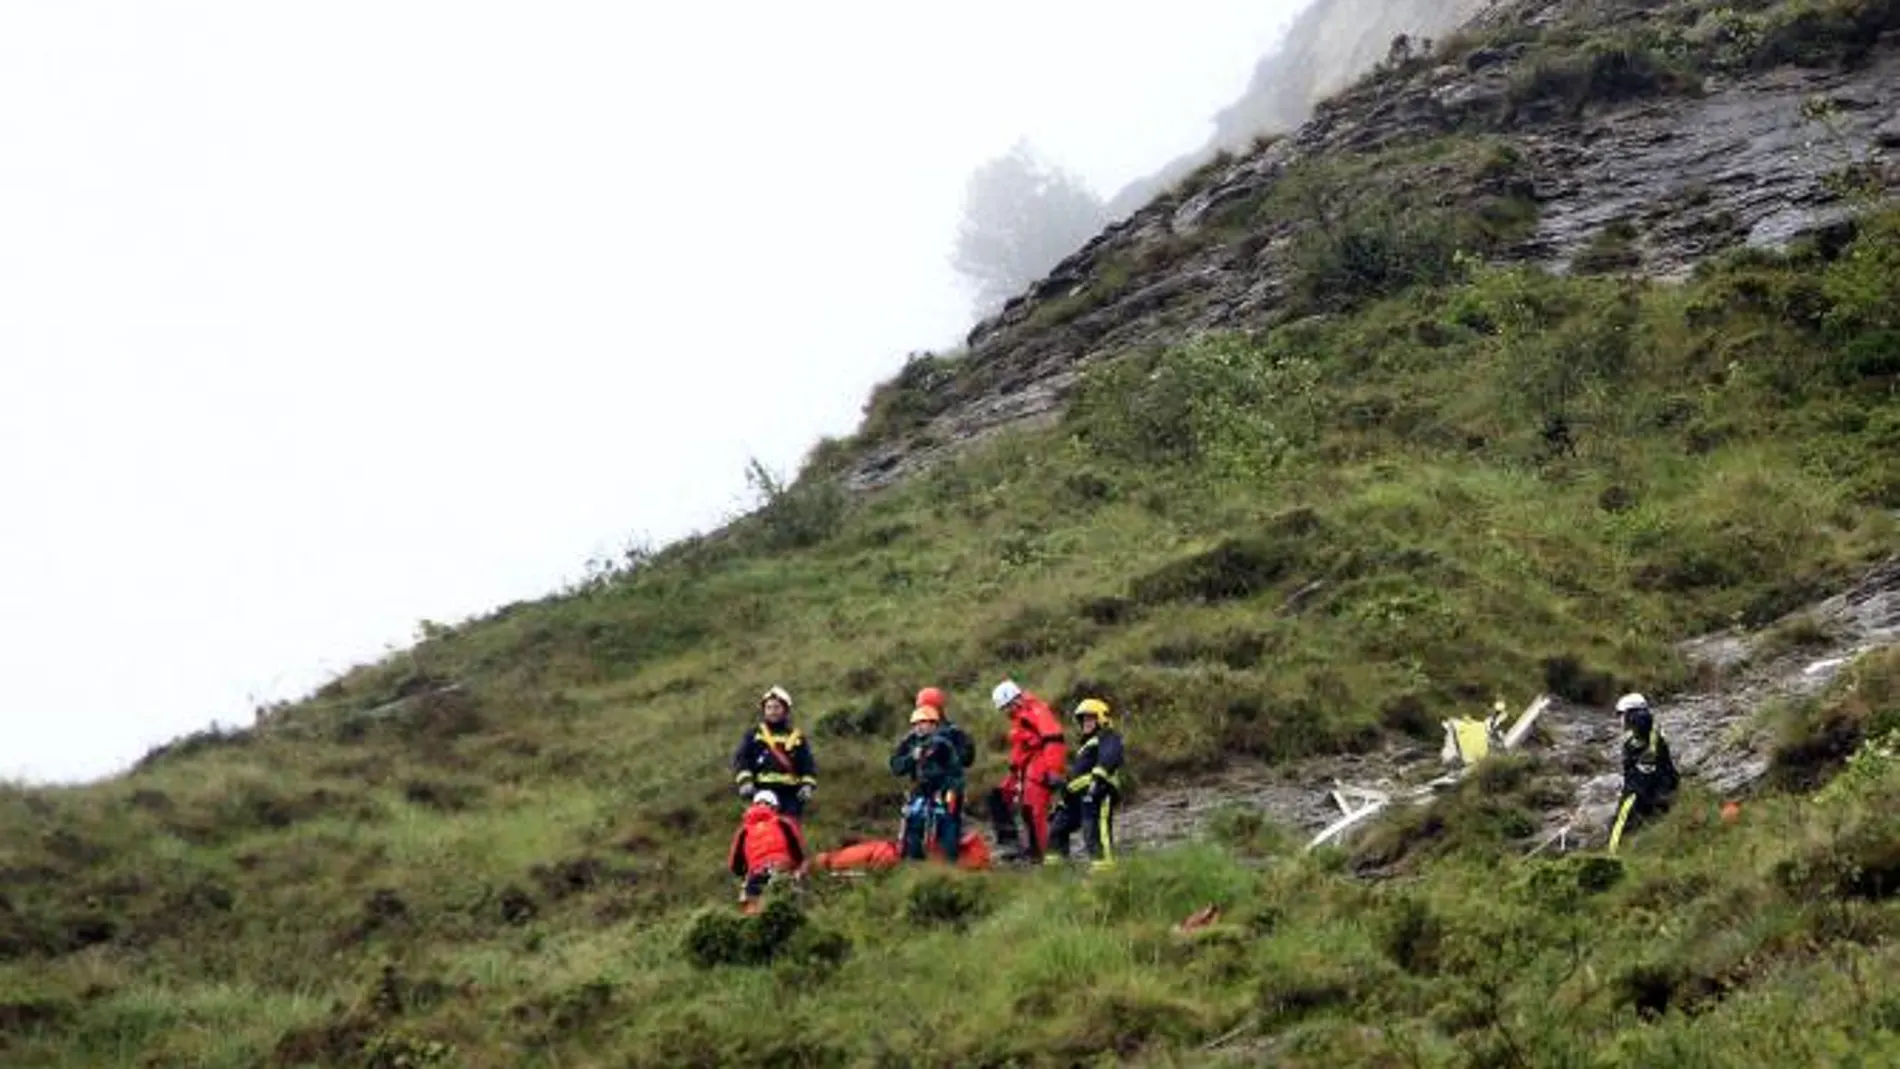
[982,679,1066,862]
[726,790,807,914]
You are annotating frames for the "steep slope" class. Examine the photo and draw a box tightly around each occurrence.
[838,0,1900,492]
[1105,0,1499,218]
[4,0,1900,1066]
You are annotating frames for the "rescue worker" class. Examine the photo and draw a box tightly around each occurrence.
[730,686,818,823]
[1047,698,1124,871]
[726,790,808,914]
[916,687,977,771]
[1608,692,1679,854]
[983,679,1067,863]
[890,704,966,862]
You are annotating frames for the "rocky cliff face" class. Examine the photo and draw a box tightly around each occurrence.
[1107,0,1500,217]
[843,0,1900,492]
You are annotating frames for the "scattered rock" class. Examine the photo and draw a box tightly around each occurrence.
[1120,554,1900,853]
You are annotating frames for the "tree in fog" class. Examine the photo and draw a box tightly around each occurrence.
[952,140,1107,318]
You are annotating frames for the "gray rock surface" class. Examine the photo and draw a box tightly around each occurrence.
[1119,554,1900,853]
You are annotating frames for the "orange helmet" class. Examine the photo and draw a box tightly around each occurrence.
[916,687,945,711]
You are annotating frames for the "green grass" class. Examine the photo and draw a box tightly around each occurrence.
[2,85,1899,1069]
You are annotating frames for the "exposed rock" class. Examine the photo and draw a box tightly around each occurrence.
[842,15,1900,494]
[1121,554,1900,853]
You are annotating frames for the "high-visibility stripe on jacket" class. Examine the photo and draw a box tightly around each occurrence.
[732,723,818,790]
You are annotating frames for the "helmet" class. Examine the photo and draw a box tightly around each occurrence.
[916,687,945,711]
[761,686,793,710]
[910,706,941,725]
[753,790,779,809]
[1072,698,1111,725]
[1615,693,1649,713]
[991,680,1023,710]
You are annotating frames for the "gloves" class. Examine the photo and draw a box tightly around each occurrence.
[737,783,755,801]
[797,785,815,805]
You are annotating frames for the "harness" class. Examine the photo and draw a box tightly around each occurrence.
[747,725,816,789]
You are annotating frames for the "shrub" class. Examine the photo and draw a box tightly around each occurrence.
[1293,206,1465,308]
[904,873,990,930]
[1572,219,1642,274]
[1505,41,1698,122]
[1130,538,1297,605]
[1068,334,1321,472]
[681,897,813,968]
[1769,647,1900,788]
[856,351,960,443]
[743,459,848,551]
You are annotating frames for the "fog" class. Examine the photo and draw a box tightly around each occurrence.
[1,1,1471,784]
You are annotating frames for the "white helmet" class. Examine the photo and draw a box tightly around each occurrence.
[752,790,779,809]
[1615,693,1649,713]
[991,680,1023,710]
[761,686,793,710]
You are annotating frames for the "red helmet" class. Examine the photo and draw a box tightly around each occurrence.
[915,687,945,711]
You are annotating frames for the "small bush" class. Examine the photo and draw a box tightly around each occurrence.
[1130,539,1297,605]
[857,351,960,442]
[1505,41,1698,123]
[904,873,989,931]
[1747,0,1900,70]
[1068,334,1321,471]
[681,897,811,968]
[1293,207,1465,308]
[1768,647,1900,788]
[744,460,848,551]
[984,604,1097,661]
[1573,219,1642,274]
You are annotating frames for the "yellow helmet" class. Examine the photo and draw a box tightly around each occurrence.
[1071,698,1112,726]
[909,706,941,725]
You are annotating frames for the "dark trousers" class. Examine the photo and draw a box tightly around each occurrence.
[1047,789,1118,865]
[985,786,1044,860]
[902,791,962,862]
[1608,786,1672,854]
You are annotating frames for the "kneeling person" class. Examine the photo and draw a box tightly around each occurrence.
[1048,698,1124,870]
[727,791,808,914]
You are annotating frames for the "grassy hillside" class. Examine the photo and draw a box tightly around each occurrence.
[3,199,1896,1065]
[6,8,1900,1052]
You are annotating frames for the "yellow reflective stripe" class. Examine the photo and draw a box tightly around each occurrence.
[1091,768,1119,785]
[735,772,755,783]
[755,773,803,785]
[1609,794,1637,854]
[1066,774,1095,793]
[1097,796,1114,864]
[756,728,804,748]
[799,775,818,786]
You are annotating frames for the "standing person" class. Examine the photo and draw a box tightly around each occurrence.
[730,686,818,824]
[726,791,808,915]
[916,687,977,772]
[982,679,1066,863]
[890,705,966,862]
[1046,698,1125,871]
[1608,692,1679,854]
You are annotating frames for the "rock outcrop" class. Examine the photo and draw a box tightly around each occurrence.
[843,0,1899,493]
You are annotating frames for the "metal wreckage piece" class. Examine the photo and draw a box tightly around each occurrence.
[1306,695,1552,852]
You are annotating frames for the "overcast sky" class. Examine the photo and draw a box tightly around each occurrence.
[1,1,1307,784]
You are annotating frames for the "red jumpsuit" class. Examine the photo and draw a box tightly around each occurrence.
[727,802,807,912]
[999,693,1067,857]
